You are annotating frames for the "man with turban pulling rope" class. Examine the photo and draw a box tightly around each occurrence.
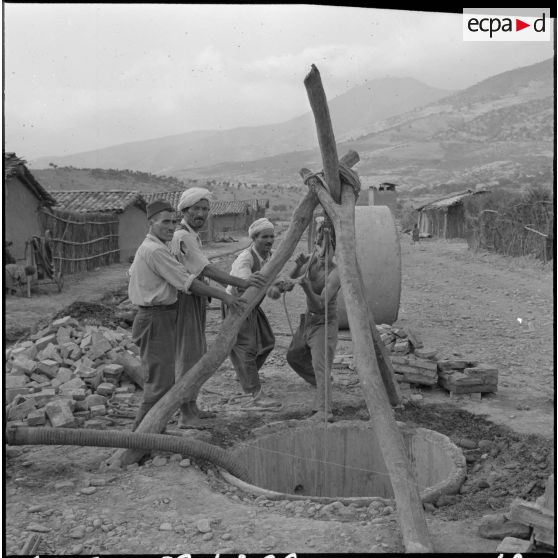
[169,188,266,428]
[222,217,280,408]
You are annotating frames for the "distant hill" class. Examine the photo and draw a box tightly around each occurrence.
[29,77,451,173]
[174,58,554,197]
[28,58,553,214]
[33,167,191,193]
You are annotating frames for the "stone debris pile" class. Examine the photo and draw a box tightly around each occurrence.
[5,316,143,429]
[333,324,498,398]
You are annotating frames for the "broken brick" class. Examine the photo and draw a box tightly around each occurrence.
[45,399,77,427]
[35,334,57,352]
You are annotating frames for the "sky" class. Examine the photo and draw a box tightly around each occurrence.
[4,4,555,160]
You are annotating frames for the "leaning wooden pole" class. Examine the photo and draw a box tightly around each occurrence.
[103,151,359,469]
[303,65,432,553]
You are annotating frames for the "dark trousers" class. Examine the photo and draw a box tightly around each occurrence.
[286,312,338,410]
[175,291,207,415]
[131,304,177,429]
[223,304,275,394]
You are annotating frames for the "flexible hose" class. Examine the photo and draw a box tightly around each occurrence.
[6,426,250,482]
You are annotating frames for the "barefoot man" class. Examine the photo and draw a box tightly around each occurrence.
[169,188,266,428]
[284,217,340,421]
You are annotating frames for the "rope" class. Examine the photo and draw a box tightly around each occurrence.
[302,162,361,198]
[282,291,294,336]
[322,226,330,493]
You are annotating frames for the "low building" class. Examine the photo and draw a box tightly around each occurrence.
[416,190,487,239]
[4,152,57,262]
[143,191,269,242]
[49,190,147,262]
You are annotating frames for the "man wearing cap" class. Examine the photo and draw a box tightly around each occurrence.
[222,217,279,408]
[128,199,247,431]
[169,187,267,428]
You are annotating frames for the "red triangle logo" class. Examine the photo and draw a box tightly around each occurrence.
[516,18,530,31]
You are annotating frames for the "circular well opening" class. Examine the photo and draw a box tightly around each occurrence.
[221,420,466,505]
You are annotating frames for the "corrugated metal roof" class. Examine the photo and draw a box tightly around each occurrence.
[4,152,56,205]
[416,190,481,211]
[50,190,146,213]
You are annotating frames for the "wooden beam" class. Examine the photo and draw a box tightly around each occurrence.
[302,65,432,553]
[304,65,342,203]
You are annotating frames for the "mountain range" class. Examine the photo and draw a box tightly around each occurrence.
[30,58,554,192]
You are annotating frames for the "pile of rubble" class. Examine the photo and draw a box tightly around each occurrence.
[5,316,143,430]
[334,324,498,399]
[478,470,555,553]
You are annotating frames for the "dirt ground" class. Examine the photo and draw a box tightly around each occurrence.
[4,232,555,555]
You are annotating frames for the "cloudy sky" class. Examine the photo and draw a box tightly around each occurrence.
[4,4,554,160]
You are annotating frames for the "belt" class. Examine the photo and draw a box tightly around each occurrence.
[138,302,178,311]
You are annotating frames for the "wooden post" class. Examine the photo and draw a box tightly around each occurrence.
[303,65,432,553]
[103,152,359,470]
[304,65,342,203]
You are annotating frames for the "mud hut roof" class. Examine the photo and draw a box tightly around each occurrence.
[416,190,486,211]
[210,200,249,216]
[49,190,146,213]
[4,152,56,206]
[143,191,255,216]
[143,191,182,209]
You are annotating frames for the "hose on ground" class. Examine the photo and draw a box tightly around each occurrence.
[6,426,250,482]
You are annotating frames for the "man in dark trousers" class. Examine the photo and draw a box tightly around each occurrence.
[128,199,246,431]
[169,188,267,428]
[223,218,280,408]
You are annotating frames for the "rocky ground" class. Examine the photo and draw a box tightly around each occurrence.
[4,233,555,555]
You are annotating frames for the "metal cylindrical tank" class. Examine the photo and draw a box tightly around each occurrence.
[336,206,401,329]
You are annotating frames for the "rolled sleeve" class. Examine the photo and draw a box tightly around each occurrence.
[148,247,196,294]
[169,230,210,277]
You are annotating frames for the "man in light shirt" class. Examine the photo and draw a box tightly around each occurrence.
[222,217,279,408]
[128,199,246,431]
[169,188,267,428]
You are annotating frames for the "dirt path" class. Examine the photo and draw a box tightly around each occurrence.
[4,237,253,343]
[4,234,554,555]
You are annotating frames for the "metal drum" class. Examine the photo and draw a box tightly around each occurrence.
[337,206,401,329]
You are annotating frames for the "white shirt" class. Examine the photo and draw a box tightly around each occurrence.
[168,219,210,277]
[128,234,195,306]
[226,247,270,295]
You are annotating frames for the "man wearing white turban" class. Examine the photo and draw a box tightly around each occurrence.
[222,217,279,408]
[169,188,266,428]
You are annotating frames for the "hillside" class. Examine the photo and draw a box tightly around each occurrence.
[177,58,554,199]
[29,77,451,173]
[33,167,190,193]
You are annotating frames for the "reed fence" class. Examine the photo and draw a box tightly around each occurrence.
[39,208,120,274]
[464,187,553,262]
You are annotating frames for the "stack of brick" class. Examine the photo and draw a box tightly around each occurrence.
[437,359,498,396]
[5,316,143,429]
[334,323,498,397]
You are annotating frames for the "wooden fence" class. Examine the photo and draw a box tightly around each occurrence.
[39,208,120,274]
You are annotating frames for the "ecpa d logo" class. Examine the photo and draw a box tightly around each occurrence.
[463,9,551,41]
